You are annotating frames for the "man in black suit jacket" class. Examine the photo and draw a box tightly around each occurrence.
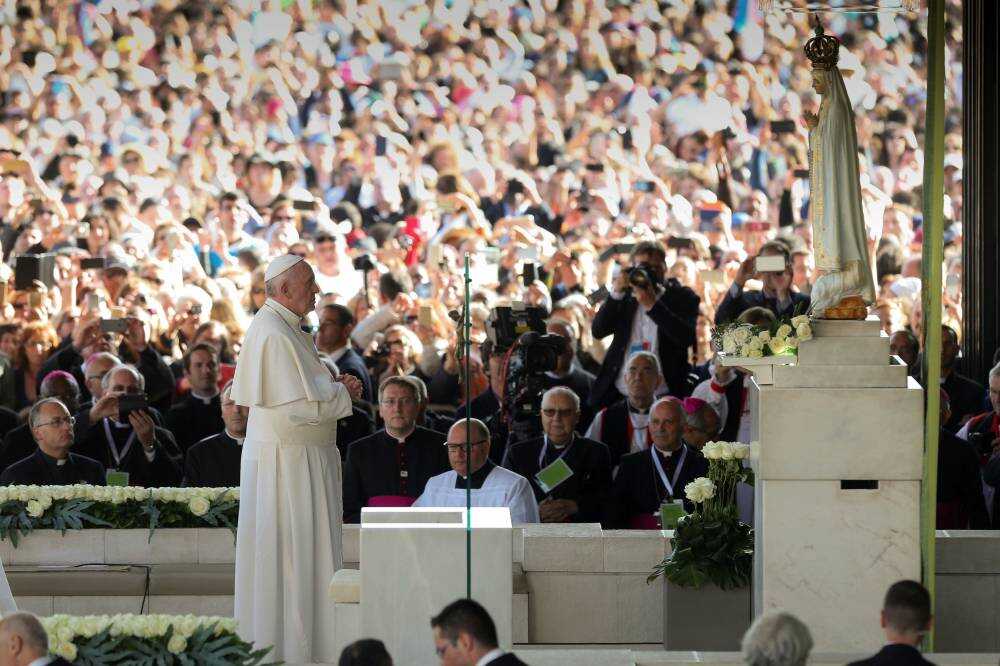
[849,580,935,666]
[714,241,810,326]
[590,241,699,410]
[0,398,105,486]
[317,304,373,403]
[503,387,612,524]
[0,370,85,474]
[74,364,181,488]
[606,398,708,528]
[166,344,225,452]
[184,382,245,488]
[431,598,529,666]
[0,611,76,665]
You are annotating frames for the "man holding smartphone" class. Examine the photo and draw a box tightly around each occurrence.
[714,241,811,325]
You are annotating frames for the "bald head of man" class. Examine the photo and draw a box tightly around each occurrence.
[0,613,48,666]
[649,398,685,453]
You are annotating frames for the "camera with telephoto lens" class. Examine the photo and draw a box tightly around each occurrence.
[353,254,377,272]
[626,262,661,290]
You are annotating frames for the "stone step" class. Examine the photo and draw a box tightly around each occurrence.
[812,315,882,338]
[772,358,909,388]
[796,330,890,366]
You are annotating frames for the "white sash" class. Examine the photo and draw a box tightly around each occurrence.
[650,445,688,498]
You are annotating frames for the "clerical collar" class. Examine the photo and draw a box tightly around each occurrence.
[654,444,684,458]
[544,433,574,450]
[224,429,245,445]
[386,427,416,444]
[627,401,651,415]
[39,450,69,467]
[265,298,304,327]
[191,389,219,404]
[455,460,496,489]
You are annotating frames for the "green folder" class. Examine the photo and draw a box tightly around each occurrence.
[535,458,574,494]
[659,500,686,530]
[106,470,130,487]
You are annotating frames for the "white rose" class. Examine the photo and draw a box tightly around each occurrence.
[188,497,211,517]
[722,333,737,354]
[25,500,44,518]
[684,477,716,503]
[167,634,187,654]
[55,642,77,661]
[786,337,799,350]
[733,444,751,460]
[718,442,735,460]
[791,315,810,328]
[745,337,763,352]
[775,324,792,339]
[757,330,771,343]
[733,327,751,344]
[768,338,790,355]
[796,323,813,341]
[701,442,719,460]
[748,349,764,358]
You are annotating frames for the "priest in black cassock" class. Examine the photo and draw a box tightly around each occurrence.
[166,344,225,452]
[184,382,244,487]
[0,370,83,474]
[1,398,104,486]
[75,364,182,487]
[502,387,612,524]
[585,351,662,468]
[606,397,708,529]
[342,376,448,522]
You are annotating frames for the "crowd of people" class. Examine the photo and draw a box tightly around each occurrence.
[0,0,989,529]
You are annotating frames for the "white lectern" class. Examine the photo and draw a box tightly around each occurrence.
[359,507,513,666]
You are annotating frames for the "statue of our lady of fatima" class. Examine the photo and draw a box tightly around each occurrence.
[802,22,877,320]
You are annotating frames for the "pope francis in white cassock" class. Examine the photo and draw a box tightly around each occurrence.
[230,254,359,663]
[414,418,539,523]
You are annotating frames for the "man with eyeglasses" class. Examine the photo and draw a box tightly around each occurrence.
[0,371,83,474]
[342,376,448,523]
[74,364,182,487]
[0,398,104,486]
[502,387,612,524]
[606,397,708,529]
[585,351,663,468]
[431,598,527,666]
[414,418,538,523]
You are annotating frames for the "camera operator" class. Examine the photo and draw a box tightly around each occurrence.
[590,241,700,411]
[714,240,810,325]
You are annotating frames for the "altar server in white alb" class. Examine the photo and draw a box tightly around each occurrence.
[415,418,539,523]
[230,254,360,663]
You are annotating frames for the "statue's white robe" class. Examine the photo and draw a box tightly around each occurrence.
[230,298,352,663]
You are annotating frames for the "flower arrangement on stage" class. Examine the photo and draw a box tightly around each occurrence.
[0,485,239,546]
[713,314,812,358]
[41,613,272,665]
[649,441,755,590]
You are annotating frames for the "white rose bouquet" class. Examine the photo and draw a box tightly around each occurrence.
[0,486,240,548]
[40,613,269,664]
[712,310,813,360]
[650,440,755,590]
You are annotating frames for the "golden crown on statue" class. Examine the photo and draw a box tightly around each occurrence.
[804,22,840,71]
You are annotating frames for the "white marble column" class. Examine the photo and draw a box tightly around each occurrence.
[752,317,923,652]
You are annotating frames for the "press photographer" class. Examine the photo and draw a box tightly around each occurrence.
[714,240,810,325]
[590,241,700,410]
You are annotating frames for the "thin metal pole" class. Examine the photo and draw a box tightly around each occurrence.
[920,0,945,651]
[464,254,472,599]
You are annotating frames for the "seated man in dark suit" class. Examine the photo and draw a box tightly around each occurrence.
[606,397,708,528]
[74,364,182,487]
[184,381,244,488]
[0,370,83,474]
[431,598,528,666]
[503,387,612,524]
[1,398,104,486]
[317,303,373,403]
[166,343,225,452]
[714,240,810,325]
[848,580,935,666]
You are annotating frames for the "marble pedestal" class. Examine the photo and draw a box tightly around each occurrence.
[359,507,513,666]
[751,317,922,652]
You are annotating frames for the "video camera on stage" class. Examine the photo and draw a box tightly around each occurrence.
[486,304,569,442]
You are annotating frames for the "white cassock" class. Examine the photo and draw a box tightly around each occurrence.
[414,465,540,524]
[230,298,352,663]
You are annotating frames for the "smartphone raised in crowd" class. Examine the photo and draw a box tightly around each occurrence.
[375,136,387,157]
[755,255,787,273]
[100,318,129,334]
[117,394,148,422]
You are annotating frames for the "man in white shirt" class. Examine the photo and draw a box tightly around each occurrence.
[312,232,364,302]
[0,612,72,666]
[431,599,527,666]
[415,418,538,524]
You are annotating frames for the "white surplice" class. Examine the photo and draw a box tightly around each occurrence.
[0,558,15,616]
[414,465,540,523]
[231,298,352,663]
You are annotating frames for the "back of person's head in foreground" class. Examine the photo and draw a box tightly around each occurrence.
[741,610,813,666]
[0,612,48,666]
[338,638,392,666]
[882,579,932,646]
[431,598,499,665]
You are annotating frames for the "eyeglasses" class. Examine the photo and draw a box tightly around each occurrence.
[380,397,418,408]
[435,643,454,657]
[445,440,489,452]
[541,408,577,418]
[35,416,75,429]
